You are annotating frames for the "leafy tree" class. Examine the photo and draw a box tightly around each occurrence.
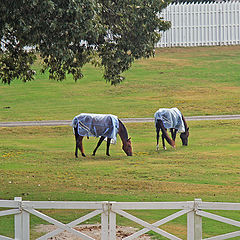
[0,0,170,85]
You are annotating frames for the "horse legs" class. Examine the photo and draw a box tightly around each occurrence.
[75,135,86,158]
[106,138,111,156]
[79,136,86,157]
[156,120,167,150]
[75,138,78,158]
[74,128,79,158]
[156,120,161,151]
[162,133,167,150]
[158,120,175,149]
[92,136,105,156]
[170,128,177,141]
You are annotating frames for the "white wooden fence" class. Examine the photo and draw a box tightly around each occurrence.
[0,198,240,240]
[157,1,240,47]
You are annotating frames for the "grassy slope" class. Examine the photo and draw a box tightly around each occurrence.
[0,120,239,239]
[0,46,240,239]
[1,121,239,201]
[0,46,240,121]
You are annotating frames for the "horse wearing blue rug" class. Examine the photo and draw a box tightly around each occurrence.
[154,108,189,150]
[72,113,132,157]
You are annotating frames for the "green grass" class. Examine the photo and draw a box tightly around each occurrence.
[0,46,240,122]
[0,46,240,239]
[0,121,239,239]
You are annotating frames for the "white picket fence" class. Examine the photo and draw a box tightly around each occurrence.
[157,1,240,47]
[0,198,240,240]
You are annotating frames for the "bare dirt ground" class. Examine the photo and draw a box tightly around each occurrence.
[35,224,153,240]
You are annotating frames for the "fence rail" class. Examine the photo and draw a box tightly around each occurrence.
[158,1,240,47]
[0,198,239,240]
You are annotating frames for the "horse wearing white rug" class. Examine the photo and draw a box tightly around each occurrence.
[154,108,189,150]
[72,113,132,157]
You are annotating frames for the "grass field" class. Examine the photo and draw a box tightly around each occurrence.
[0,46,240,122]
[0,46,240,239]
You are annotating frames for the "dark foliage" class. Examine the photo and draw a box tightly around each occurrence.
[0,0,170,85]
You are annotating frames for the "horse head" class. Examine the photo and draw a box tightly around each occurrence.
[122,138,132,156]
[180,127,189,146]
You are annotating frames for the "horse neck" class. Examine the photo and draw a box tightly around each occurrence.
[118,119,128,144]
[182,115,188,132]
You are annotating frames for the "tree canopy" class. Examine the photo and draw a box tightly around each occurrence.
[0,0,170,85]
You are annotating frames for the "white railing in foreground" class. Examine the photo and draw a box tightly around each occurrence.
[0,198,239,240]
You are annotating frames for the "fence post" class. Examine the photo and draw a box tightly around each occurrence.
[101,202,109,240]
[187,199,202,240]
[109,202,116,240]
[14,197,30,240]
[14,197,23,240]
[22,208,30,240]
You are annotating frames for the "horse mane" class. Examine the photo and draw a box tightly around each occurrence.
[118,119,129,141]
[181,115,188,133]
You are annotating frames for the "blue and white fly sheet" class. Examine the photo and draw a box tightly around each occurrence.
[72,113,119,144]
[154,108,185,133]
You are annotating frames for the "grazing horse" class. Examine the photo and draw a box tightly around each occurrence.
[72,113,132,157]
[154,108,189,150]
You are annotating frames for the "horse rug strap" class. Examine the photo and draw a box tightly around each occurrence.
[72,113,119,144]
[154,108,185,133]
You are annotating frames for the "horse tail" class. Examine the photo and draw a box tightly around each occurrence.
[74,124,79,139]
[72,119,80,157]
[72,117,79,137]
[157,120,175,147]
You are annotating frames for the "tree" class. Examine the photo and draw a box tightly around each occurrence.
[0,0,170,85]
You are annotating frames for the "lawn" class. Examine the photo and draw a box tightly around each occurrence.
[0,120,239,239]
[0,46,240,122]
[0,46,240,239]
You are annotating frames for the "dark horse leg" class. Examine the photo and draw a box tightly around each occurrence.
[92,137,112,156]
[156,120,175,150]
[170,128,177,141]
[156,120,167,150]
[162,132,167,150]
[106,138,111,156]
[92,136,105,156]
[75,134,86,158]
[156,121,161,150]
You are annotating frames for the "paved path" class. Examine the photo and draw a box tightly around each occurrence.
[0,115,240,127]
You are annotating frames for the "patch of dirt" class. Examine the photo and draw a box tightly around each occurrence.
[35,224,153,239]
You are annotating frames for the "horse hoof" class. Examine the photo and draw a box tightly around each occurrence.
[106,154,110,156]
[163,147,167,150]
[82,154,86,157]
[92,153,95,156]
